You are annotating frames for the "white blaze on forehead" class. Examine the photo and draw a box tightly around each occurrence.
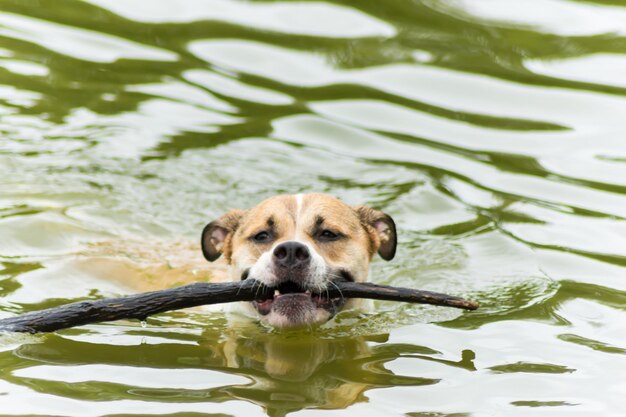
[294,193,304,239]
[295,193,304,217]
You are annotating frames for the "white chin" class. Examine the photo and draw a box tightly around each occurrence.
[262,308,332,329]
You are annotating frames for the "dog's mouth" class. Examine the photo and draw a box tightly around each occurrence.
[252,280,344,317]
[250,272,353,321]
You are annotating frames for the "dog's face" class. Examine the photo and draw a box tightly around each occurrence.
[201,193,396,328]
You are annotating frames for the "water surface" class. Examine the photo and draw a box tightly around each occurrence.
[1,0,625,416]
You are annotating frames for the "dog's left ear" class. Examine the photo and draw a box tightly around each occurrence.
[201,209,246,262]
[354,206,397,261]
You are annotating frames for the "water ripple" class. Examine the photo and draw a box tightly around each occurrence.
[0,0,625,415]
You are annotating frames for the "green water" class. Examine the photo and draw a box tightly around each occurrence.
[1,0,626,415]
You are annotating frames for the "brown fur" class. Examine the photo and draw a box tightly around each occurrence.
[208,193,394,284]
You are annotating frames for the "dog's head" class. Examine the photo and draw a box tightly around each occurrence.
[201,193,396,328]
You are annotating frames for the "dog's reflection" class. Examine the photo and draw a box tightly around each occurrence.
[200,321,474,415]
[10,321,470,416]
[202,324,373,412]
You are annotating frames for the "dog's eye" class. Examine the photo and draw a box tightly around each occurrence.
[318,229,340,241]
[252,231,271,243]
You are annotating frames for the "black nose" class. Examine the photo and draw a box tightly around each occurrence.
[273,241,310,268]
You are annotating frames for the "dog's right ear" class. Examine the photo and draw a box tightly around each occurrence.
[201,209,246,262]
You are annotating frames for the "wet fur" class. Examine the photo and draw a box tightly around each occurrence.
[201,193,396,327]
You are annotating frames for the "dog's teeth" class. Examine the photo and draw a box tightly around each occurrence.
[274,290,280,296]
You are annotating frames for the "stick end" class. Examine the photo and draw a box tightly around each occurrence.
[464,300,479,311]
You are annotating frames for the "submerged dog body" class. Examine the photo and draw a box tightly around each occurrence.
[201,193,396,328]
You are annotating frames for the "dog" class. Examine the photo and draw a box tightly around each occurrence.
[201,193,397,328]
[78,192,396,329]
[67,193,397,407]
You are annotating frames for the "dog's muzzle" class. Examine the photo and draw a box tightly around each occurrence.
[243,241,351,327]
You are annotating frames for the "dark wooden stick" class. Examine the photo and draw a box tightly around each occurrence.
[325,281,479,310]
[0,280,268,334]
[0,280,477,333]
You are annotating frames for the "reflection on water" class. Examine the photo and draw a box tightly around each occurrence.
[1,0,626,415]
[2,323,450,417]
